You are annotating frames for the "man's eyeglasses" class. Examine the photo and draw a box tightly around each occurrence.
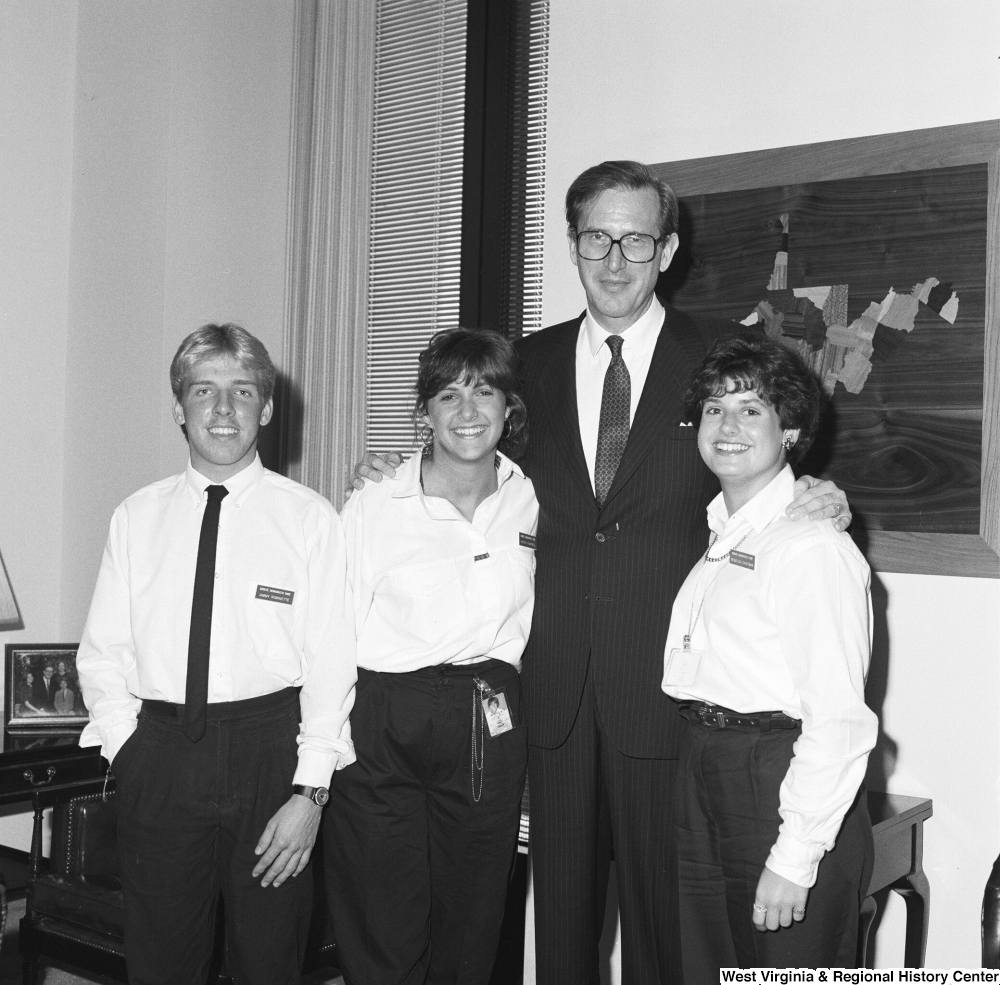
[575,230,661,263]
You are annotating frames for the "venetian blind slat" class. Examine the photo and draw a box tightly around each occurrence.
[366,0,468,457]
[366,0,550,459]
[504,0,548,337]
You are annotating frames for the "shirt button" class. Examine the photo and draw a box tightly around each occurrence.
[595,533,606,543]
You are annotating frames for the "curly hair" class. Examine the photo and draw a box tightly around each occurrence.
[565,160,679,240]
[683,334,822,465]
[414,328,528,460]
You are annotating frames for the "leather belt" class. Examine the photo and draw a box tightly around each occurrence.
[684,701,801,732]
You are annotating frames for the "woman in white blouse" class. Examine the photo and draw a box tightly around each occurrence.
[661,335,877,977]
[324,328,537,985]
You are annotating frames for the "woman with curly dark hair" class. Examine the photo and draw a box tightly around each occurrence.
[661,335,877,977]
[325,327,536,985]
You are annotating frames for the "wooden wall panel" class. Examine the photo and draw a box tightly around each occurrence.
[652,121,1000,577]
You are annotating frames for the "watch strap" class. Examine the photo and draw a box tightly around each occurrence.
[292,784,328,805]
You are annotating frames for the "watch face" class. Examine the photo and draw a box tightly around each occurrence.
[314,787,330,806]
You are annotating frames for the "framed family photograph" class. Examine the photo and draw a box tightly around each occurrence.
[4,644,89,730]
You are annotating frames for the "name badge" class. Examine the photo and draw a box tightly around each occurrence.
[729,550,755,570]
[519,532,537,549]
[663,647,703,687]
[256,585,294,605]
[483,690,514,737]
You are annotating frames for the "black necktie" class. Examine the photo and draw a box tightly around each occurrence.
[594,335,631,508]
[183,484,229,741]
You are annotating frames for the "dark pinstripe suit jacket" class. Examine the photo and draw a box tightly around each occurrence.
[516,303,721,760]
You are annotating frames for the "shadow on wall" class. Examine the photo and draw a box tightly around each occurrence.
[863,571,896,796]
[858,568,898,967]
[258,370,305,477]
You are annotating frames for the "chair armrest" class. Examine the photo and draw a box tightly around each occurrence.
[29,778,117,881]
[53,792,120,885]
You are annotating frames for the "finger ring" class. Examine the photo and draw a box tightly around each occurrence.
[793,908,806,917]
[753,903,766,913]
[833,503,842,516]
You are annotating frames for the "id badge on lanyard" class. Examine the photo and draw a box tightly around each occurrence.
[474,677,514,738]
[662,555,723,688]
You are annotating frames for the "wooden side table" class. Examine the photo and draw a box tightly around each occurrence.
[859,792,933,968]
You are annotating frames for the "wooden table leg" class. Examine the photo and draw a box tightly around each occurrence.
[25,796,44,920]
[894,870,930,968]
[857,894,878,967]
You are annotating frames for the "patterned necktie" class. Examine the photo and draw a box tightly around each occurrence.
[594,335,631,508]
[183,484,229,742]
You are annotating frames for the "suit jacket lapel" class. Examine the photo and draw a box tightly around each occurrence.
[530,319,593,501]
[602,308,701,507]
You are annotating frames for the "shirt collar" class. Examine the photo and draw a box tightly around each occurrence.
[706,464,796,536]
[184,454,264,508]
[391,449,525,500]
[583,295,664,359]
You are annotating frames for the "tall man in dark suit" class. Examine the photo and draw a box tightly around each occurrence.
[356,161,849,983]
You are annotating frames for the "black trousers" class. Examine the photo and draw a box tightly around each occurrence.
[674,715,874,979]
[528,665,682,985]
[324,660,527,985]
[113,688,312,985]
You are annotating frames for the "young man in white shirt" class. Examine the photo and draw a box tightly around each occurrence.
[76,324,356,985]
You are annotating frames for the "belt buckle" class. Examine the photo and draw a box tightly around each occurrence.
[697,704,726,728]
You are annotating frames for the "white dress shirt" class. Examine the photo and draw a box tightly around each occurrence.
[662,465,877,888]
[576,295,664,490]
[77,455,357,788]
[341,451,538,673]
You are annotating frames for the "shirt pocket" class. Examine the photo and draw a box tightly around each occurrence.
[378,558,469,645]
[384,558,464,597]
[508,545,536,579]
[246,579,302,659]
[490,546,535,616]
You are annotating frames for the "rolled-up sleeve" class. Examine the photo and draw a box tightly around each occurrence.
[293,503,357,787]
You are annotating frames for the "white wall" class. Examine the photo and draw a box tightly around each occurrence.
[534,0,1000,973]
[2,0,297,645]
[60,0,297,637]
[0,0,80,857]
[0,1,78,646]
[0,0,298,851]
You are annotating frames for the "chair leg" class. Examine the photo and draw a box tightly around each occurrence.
[857,895,877,967]
[22,955,39,985]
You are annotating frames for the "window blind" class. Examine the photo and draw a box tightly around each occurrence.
[366,0,468,457]
[503,0,548,337]
[365,0,549,456]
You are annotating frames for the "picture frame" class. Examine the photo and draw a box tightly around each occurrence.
[4,644,89,730]
[651,119,1000,578]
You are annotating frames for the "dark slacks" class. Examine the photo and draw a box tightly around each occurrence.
[674,715,873,980]
[324,660,527,985]
[113,688,312,985]
[528,664,682,985]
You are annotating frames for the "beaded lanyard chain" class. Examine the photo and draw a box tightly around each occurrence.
[470,677,489,802]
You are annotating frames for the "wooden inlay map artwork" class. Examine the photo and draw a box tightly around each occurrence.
[659,163,988,537]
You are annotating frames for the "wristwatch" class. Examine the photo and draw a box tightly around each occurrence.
[292,784,330,806]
